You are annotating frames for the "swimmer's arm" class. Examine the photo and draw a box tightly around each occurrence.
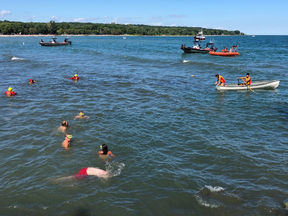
[74,116,80,120]
[109,153,115,157]
[84,116,90,119]
[98,151,103,155]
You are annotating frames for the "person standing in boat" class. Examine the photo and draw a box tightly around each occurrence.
[215,74,225,86]
[238,73,252,86]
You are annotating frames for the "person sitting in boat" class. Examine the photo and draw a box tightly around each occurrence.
[238,73,252,86]
[4,87,17,97]
[215,74,225,86]
[69,74,80,80]
[29,79,36,84]
[222,47,228,53]
[64,38,68,43]
[41,39,43,42]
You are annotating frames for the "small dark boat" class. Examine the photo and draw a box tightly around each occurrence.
[39,37,72,46]
[181,42,217,53]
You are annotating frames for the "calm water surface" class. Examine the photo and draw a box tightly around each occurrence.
[0,35,288,215]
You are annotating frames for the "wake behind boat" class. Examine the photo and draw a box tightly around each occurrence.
[39,37,72,46]
[216,80,280,90]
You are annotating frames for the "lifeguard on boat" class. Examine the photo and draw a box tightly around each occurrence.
[209,45,240,56]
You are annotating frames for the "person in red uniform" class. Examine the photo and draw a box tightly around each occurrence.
[29,79,36,84]
[69,74,80,80]
[215,74,225,86]
[4,87,17,97]
[238,73,252,86]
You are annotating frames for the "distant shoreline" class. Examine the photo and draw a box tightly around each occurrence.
[0,34,246,38]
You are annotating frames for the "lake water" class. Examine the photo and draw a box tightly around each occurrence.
[0,35,288,215]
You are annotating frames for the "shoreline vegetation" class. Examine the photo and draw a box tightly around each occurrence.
[0,20,244,36]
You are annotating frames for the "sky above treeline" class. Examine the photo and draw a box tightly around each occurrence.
[1,0,287,35]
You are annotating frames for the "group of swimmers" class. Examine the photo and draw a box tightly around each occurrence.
[4,79,36,97]
[58,112,115,179]
[5,75,115,179]
[4,75,78,97]
[215,73,252,87]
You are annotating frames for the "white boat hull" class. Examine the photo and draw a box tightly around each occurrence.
[216,80,280,90]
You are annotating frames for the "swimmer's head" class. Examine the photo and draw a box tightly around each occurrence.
[74,74,78,77]
[8,87,12,91]
[66,134,73,139]
[61,120,68,127]
[29,79,32,82]
[79,111,84,116]
[215,74,219,77]
[100,144,108,154]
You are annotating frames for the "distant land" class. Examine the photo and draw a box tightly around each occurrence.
[0,20,244,36]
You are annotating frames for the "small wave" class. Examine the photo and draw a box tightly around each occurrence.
[106,161,125,177]
[205,185,225,192]
[183,59,191,63]
[195,195,220,208]
[11,57,25,61]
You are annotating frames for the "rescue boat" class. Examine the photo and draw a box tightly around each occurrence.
[209,45,240,56]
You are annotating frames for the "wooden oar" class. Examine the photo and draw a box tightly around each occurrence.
[247,85,253,92]
[238,78,253,91]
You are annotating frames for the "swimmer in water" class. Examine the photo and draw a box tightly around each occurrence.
[56,167,111,181]
[62,134,72,149]
[98,144,115,158]
[58,120,68,133]
[4,87,17,97]
[29,79,36,84]
[69,74,80,80]
[74,111,90,120]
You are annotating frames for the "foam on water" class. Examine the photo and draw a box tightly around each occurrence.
[194,195,220,208]
[183,59,190,63]
[205,185,225,192]
[105,161,125,177]
[11,56,25,61]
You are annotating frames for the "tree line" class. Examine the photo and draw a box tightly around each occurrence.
[0,20,244,36]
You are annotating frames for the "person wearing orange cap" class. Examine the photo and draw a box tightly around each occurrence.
[69,74,80,80]
[29,79,36,84]
[4,87,17,97]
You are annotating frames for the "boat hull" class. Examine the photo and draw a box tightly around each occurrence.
[209,51,240,56]
[181,47,212,54]
[216,80,280,90]
[39,42,72,46]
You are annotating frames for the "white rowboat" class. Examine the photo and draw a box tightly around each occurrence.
[216,80,280,90]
